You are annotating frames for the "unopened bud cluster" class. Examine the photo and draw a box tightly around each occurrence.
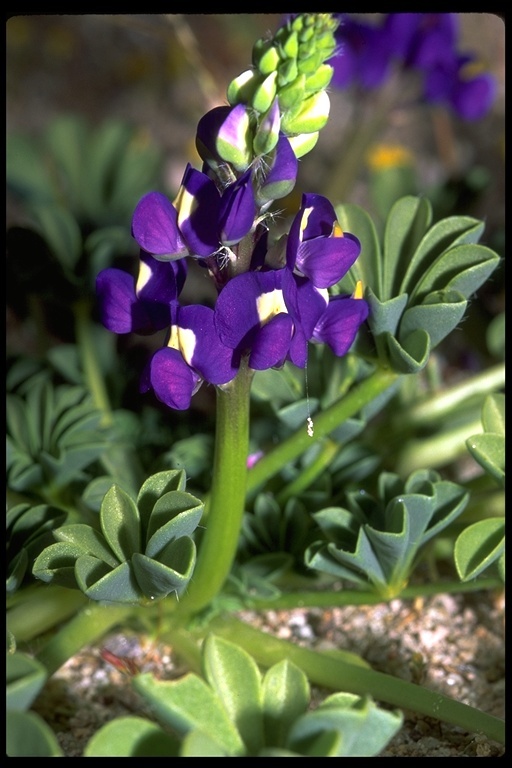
[224,14,339,161]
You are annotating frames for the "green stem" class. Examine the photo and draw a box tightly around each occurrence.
[211,615,505,744]
[176,360,253,617]
[247,366,398,495]
[242,577,503,611]
[7,586,88,644]
[276,438,340,506]
[405,362,505,427]
[74,298,113,427]
[36,601,135,676]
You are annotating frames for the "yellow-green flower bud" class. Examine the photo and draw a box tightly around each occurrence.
[276,27,299,59]
[281,90,330,135]
[298,50,323,75]
[304,63,333,94]
[251,71,278,114]
[277,58,299,87]
[227,69,259,106]
[278,73,306,111]
[287,131,319,159]
[253,39,281,76]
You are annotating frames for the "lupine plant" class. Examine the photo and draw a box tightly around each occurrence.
[6,13,504,757]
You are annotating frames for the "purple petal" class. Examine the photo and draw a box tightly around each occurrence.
[258,134,298,202]
[96,268,169,334]
[144,347,200,411]
[312,296,369,356]
[136,251,178,304]
[219,169,256,246]
[296,231,361,288]
[175,164,221,257]
[248,313,294,370]
[283,271,328,337]
[178,305,239,385]
[132,192,188,259]
[214,271,284,351]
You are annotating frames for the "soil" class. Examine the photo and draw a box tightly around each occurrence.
[32,587,505,757]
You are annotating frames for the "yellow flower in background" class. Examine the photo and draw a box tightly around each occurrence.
[366,143,414,172]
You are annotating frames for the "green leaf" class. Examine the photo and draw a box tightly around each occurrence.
[137,470,187,538]
[132,540,196,599]
[335,202,382,295]
[399,290,467,348]
[84,716,180,756]
[7,133,57,204]
[262,659,309,748]
[32,541,84,588]
[399,214,485,297]
[100,485,141,561]
[410,243,500,305]
[382,196,432,301]
[454,518,505,581]
[145,491,203,552]
[6,710,64,756]
[288,692,402,757]
[466,434,505,487]
[203,634,264,755]
[43,114,88,214]
[386,329,431,374]
[53,524,120,568]
[28,203,83,272]
[6,652,48,711]
[366,290,409,337]
[481,393,505,435]
[181,729,229,757]
[133,673,246,756]
[76,557,142,603]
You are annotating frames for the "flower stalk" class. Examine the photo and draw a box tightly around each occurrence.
[176,358,254,617]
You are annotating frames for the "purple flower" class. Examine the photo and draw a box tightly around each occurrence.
[424,54,497,121]
[141,304,239,410]
[286,193,361,289]
[131,192,189,261]
[132,163,256,263]
[96,251,185,334]
[312,293,369,356]
[214,266,368,372]
[256,133,299,205]
[331,15,395,90]
[218,168,257,246]
[331,13,497,120]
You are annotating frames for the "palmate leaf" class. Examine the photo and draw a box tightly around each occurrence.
[466,394,505,487]
[306,469,469,598]
[454,518,505,582]
[6,502,68,593]
[6,710,64,757]
[84,716,180,757]
[334,196,500,375]
[6,380,108,494]
[128,635,401,757]
[32,471,203,605]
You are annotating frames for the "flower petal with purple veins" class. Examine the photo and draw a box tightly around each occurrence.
[132,192,188,260]
[312,295,369,356]
[143,347,200,411]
